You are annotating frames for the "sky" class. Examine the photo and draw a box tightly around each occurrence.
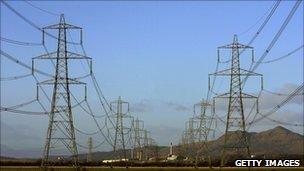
[0,1,303,158]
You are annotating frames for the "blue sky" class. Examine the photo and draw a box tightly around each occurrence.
[1,1,303,158]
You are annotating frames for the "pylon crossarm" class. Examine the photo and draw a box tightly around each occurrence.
[43,23,82,30]
[213,92,230,98]
[32,51,57,59]
[33,51,91,59]
[209,68,231,76]
[39,78,86,85]
[210,68,262,76]
[218,42,253,49]
[239,68,262,76]
[240,92,258,99]
[66,51,91,59]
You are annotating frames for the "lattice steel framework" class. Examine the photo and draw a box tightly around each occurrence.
[87,137,93,162]
[132,118,144,161]
[32,14,91,166]
[110,96,131,160]
[193,99,216,142]
[185,117,196,144]
[193,99,216,165]
[143,130,151,160]
[209,35,263,166]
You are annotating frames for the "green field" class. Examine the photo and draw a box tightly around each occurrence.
[1,167,304,171]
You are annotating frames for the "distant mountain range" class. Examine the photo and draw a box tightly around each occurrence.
[1,126,303,161]
[172,126,304,159]
[77,126,304,161]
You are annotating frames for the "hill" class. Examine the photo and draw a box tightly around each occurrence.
[171,126,304,159]
[77,126,303,161]
[1,126,303,161]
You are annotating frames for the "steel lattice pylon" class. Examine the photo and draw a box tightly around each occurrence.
[143,130,151,160]
[110,96,131,160]
[194,99,216,142]
[193,99,216,166]
[32,14,91,166]
[132,118,144,161]
[87,137,93,163]
[210,35,263,166]
[185,117,196,144]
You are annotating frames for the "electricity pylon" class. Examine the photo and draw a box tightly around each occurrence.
[182,117,200,159]
[193,99,216,165]
[132,118,144,161]
[110,96,131,160]
[32,14,91,166]
[185,117,196,144]
[193,99,216,142]
[87,137,93,163]
[209,35,262,166]
[143,130,150,160]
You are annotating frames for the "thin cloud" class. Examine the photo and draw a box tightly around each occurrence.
[165,102,190,112]
[130,99,153,113]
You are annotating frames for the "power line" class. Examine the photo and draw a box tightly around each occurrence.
[263,88,303,96]
[219,0,281,64]
[65,29,117,148]
[66,24,115,133]
[243,1,302,131]
[1,99,86,115]
[257,112,303,127]
[253,45,303,64]
[238,1,278,36]
[245,90,262,123]
[0,73,32,81]
[76,139,105,150]
[79,44,116,129]
[84,99,114,148]
[75,127,99,136]
[1,50,53,77]
[1,37,42,46]
[1,1,80,45]
[24,0,59,17]
[2,98,37,110]
[247,0,301,77]
[248,83,304,126]
[242,0,281,53]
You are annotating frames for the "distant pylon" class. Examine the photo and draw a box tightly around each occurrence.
[185,117,196,144]
[193,99,215,142]
[33,14,90,166]
[132,118,144,161]
[210,35,262,166]
[193,99,216,165]
[87,137,93,162]
[182,117,199,159]
[143,130,150,160]
[111,96,131,160]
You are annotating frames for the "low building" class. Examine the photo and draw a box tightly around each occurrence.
[102,158,128,163]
